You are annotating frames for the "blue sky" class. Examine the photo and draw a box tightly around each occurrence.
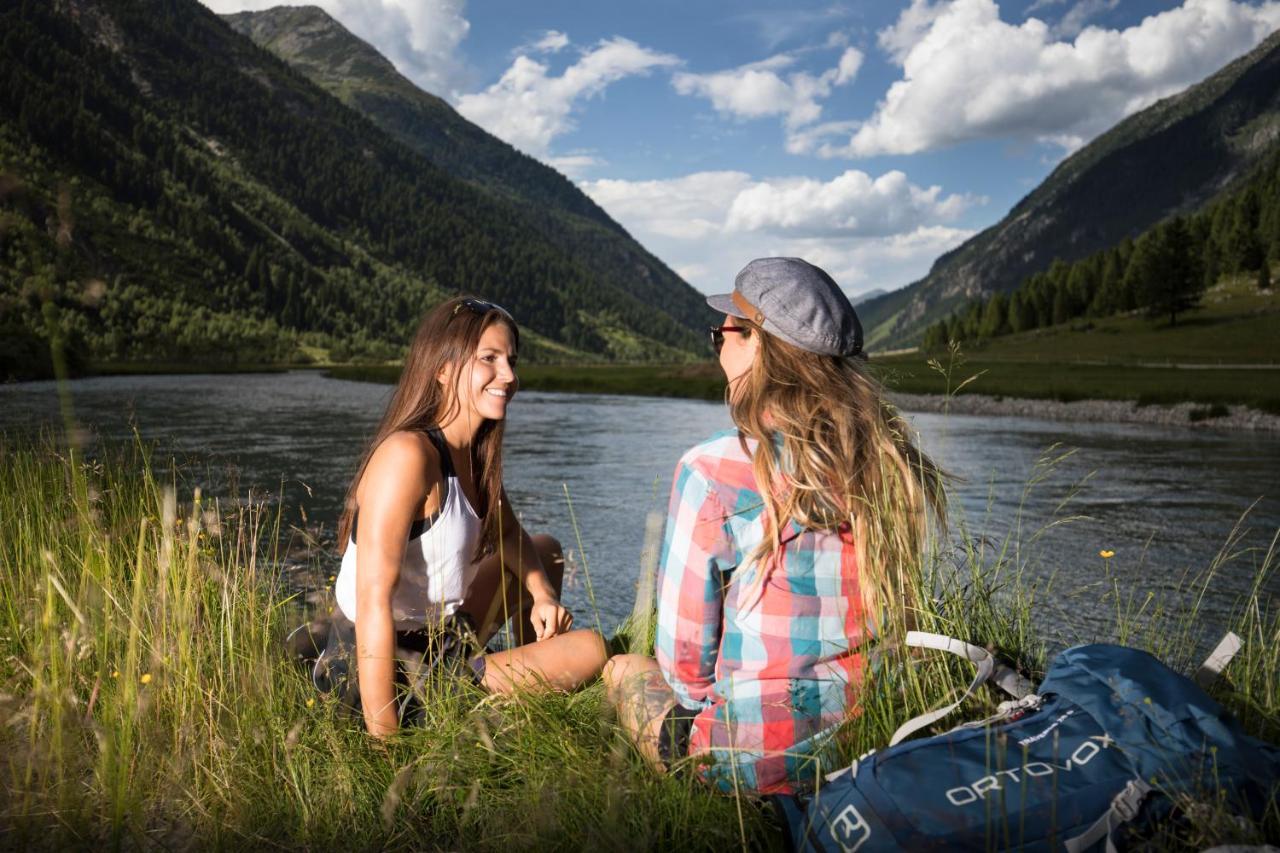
[202,0,1280,298]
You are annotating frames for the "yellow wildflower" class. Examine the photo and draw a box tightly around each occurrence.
[1099,550,1115,559]
[306,697,316,708]
[140,673,152,685]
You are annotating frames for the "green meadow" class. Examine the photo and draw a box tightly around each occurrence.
[2,431,1277,849]
[876,277,1280,413]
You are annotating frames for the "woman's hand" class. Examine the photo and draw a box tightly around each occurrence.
[529,598,572,640]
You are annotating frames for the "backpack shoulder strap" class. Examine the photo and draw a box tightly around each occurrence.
[1194,631,1242,689]
[887,632,1036,747]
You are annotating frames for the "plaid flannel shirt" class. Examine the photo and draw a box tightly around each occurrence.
[655,429,868,794]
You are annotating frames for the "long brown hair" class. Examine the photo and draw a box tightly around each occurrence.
[337,296,519,562]
[728,319,946,630]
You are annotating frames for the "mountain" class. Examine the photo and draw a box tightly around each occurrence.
[860,28,1280,348]
[221,6,715,351]
[223,6,613,227]
[0,0,710,380]
[852,288,887,307]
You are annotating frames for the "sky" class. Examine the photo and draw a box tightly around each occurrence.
[197,0,1280,299]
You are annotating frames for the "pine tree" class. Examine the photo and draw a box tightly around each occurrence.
[1052,285,1071,326]
[1008,291,1033,334]
[921,321,948,352]
[1127,219,1204,326]
[1091,251,1123,316]
[1202,239,1221,289]
[1225,192,1264,273]
[244,247,261,289]
[979,293,1009,339]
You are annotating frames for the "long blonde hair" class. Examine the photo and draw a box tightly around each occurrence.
[728,319,945,630]
[337,296,518,562]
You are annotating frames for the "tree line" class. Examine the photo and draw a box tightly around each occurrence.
[921,148,1280,351]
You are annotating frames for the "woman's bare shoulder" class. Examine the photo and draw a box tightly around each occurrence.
[360,430,442,498]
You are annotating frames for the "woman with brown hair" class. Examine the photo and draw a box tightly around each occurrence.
[324,296,606,737]
[604,258,945,793]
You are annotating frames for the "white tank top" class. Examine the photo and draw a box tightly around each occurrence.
[334,428,483,630]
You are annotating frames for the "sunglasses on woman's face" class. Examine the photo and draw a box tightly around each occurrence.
[452,298,509,318]
[709,325,749,355]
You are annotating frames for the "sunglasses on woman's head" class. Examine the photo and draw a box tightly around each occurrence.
[709,324,749,355]
[452,298,509,318]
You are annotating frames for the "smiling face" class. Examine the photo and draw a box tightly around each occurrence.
[717,314,758,401]
[440,320,518,426]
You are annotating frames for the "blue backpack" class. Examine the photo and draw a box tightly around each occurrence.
[775,633,1280,852]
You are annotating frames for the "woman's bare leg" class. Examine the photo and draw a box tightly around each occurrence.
[463,533,565,646]
[481,628,607,693]
[602,653,678,768]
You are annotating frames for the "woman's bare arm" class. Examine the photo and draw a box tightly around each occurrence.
[354,432,438,737]
[496,489,570,639]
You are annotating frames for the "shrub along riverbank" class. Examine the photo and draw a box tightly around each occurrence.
[326,358,1280,419]
[2,435,1278,849]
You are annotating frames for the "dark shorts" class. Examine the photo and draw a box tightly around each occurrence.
[310,610,486,724]
[658,703,700,765]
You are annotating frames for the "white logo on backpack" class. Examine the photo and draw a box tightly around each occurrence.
[829,803,871,852]
[944,735,1115,806]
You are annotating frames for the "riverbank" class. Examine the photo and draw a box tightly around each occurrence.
[325,362,1280,431]
[23,359,1276,431]
[891,392,1280,431]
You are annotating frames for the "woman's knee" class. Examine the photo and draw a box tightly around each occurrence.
[568,628,608,669]
[602,652,655,689]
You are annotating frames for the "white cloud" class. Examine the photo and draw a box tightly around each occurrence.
[201,0,473,98]
[672,46,863,130]
[768,226,978,292]
[877,0,948,64]
[1054,0,1119,38]
[820,0,1280,158]
[528,30,569,54]
[456,38,680,157]
[583,171,752,240]
[579,169,978,297]
[725,170,977,236]
[734,8,860,51]
[545,152,605,179]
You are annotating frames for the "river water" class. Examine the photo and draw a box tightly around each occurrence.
[2,371,1277,647]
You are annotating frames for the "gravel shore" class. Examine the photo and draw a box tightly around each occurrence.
[890,392,1280,432]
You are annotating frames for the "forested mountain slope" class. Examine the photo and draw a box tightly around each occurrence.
[222,5,714,344]
[223,6,615,228]
[0,0,709,380]
[860,27,1280,348]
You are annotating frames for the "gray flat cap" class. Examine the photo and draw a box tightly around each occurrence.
[707,257,863,356]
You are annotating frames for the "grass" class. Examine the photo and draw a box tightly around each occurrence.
[3,431,1278,849]
[871,356,1280,413]
[941,276,1279,366]
[871,277,1280,413]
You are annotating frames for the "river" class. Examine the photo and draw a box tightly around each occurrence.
[2,370,1277,648]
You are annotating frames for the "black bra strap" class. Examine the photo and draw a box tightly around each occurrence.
[350,428,453,544]
[425,426,455,479]
[350,509,433,544]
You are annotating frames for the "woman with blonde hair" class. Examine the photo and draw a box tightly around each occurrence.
[322,296,606,737]
[604,258,944,793]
